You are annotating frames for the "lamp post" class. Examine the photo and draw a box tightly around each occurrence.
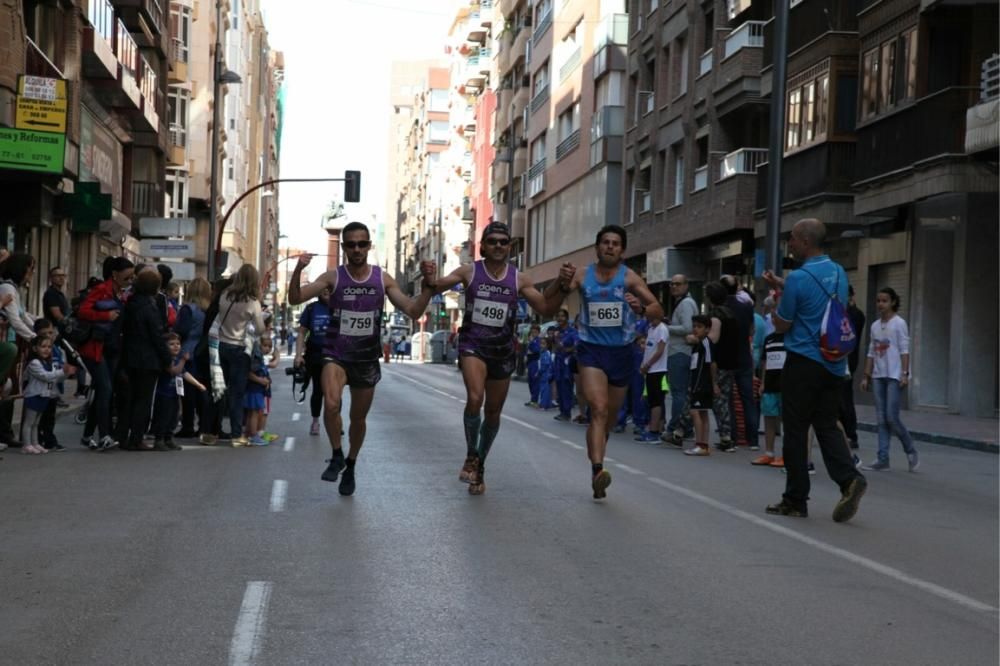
[207,0,243,280]
[764,0,790,275]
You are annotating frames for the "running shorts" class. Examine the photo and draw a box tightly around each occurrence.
[576,341,633,388]
[460,350,516,381]
[323,357,382,388]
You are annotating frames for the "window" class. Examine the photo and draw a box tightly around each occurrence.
[531,133,547,164]
[671,143,684,206]
[860,27,918,121]
[676,36,689,97]
[428,89,449,113]
[533,61,549,95]
[638,165,652,212]
[557,20,583,80]
[785,68,829,152]
[558,103,580,141]
[23,0,64,71]
[167,88,190,146]
[170,4,193,63]
[165,170,189,219]
[428,120,449,143]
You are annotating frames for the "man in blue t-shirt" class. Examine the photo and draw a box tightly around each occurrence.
[763,218,867,523]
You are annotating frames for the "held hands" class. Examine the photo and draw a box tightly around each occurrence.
[624,293,643,314]
[296,253,314,269]
[420,260,438,287]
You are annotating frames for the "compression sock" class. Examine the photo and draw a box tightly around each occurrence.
[463,413,481,457]
[345,457,356,468]
[591,463,604,476]
[477,420,500,462]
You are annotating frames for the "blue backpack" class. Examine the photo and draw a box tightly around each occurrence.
[801,269,857,362]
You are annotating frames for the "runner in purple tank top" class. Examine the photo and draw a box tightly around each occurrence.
[289,221,435,496]
[421,221,568,495]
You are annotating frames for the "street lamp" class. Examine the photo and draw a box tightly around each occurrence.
[207,0,243,280]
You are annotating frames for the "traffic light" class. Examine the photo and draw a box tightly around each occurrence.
[344,170,361,202]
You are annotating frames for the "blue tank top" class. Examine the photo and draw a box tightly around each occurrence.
[578,263,636,347]
[324,265,384,362]
[459,261,518,359]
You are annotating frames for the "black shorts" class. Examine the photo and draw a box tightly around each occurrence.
[645,371,667,407]
[690,390,714,411]
[323,357,382,388]
[460,350,516,381]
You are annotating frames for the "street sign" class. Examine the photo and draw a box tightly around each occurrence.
[16,97,67,133]
[0,127,65,174]
[140,239,196,258]
[139,217,196,237]
[18,76,67,101]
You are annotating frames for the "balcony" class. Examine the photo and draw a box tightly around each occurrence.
[756,142,857,210]
[465,56,487,88]
[479,1,493,27]
[555,129,581,161]
[137,55,159,131]
[763,0,860,70]
[466,10,487,42]
[527,158,546,197]
[723,21,764,59]
[477,47,492,74]
[559,46,581,82]
[533,10,552,45]
[462,196,475,221]
[693,165,709,192]
[529,84,549,114]
[83,0,118,79]
[167,124,186,166]
[463,108,477,132]
[698,49,713,78]
[967,56,1000,153]
[168,37,189,83]
[24,38,63,79]
[855,87,978,183]
[114,0,165,45]
[510,24,530,69]
[115,19,142,110]
[131,180,162,218]
[719,148,767,180]
[594,13,628,51]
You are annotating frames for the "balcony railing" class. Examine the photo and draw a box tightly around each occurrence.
[856,87,977,183]
[116,19,138,76]
[527,157,546,179]
[555,129,581,161]
[171,37,189,64]
[25,38,63,78]
[723,21,765,59]
[529,84,549,113]
[591,105,625,140]
[139,55,157,101]
[170,124,186,147]
[698,49,713,77]
[763,0,860,70]
[132,181,162,218]
[559,46,582,82]
[981,54,999,102]
[533,10,552,45]
[89,0,115,43]
[693,165,708,191]
[719,147,767,180]
[594,13,628,50]
[755,142,857,209]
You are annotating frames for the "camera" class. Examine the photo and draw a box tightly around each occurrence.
[285,365,308,383]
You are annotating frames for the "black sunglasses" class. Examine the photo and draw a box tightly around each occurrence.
[483,237,511,247]
[343,240,371,249]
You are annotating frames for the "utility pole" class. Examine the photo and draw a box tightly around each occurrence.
[765,0,790,275]
[207,0,223,281]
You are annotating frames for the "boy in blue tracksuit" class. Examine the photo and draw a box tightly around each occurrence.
[524,324,542,407]
[615,331,650,432]
[538,338,554,410]
[552,310,577,421]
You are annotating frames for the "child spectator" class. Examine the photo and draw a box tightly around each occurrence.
[752,330,786,467]
[684,314,719,457]
[537,337,554,410]
[21,335,73,454]
[33,319,65,451]
[255,336,280,443]
[244,336,273,446]
[152,333,206,451]
[524,324,541,408]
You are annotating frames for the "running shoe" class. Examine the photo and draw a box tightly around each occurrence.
[852,454,862,468]
[860,460,890,471]
[832,477,867,523]
[906,451,920,473]
[553,414,571,422]
[524,401,539,408]
[262,432,280,443]
[661,432,685,449]
[0,442,6,451]
[199,433,217,446]
[635,431,661,443]
[683,445,710,457]
[808,462,816,475]
[309,421,320,436]
[750,454,775,466]
[459,455,478,483]
[718,442,737,453]
[339,465,356,496]
[42,443,66,452]
[765,500,808,518]
[249,435,268,446]
[322,451,346,482]
[591,469,612,499]
[98,436,119,452]
[81,436,97,450]
[232,436,250,448]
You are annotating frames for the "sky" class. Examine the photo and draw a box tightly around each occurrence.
[260,0,457,276]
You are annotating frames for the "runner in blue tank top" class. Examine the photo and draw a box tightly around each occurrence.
[549,225,664,500]
[421,222,568,495]
[288,222,435,496]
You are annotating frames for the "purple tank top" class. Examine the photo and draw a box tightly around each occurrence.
[458,261,518,359]
[323,265,384,362]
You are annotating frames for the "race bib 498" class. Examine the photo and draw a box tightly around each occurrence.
[472,300,508,328]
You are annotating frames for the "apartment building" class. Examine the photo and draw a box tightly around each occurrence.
[510,0,631,295]
[0,0,170,307]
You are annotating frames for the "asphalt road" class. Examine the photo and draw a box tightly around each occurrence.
[1,358,997,665]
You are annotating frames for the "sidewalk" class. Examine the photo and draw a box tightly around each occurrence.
[854,404,998,454]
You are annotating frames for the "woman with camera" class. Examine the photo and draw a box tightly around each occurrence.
[294,286,332,436]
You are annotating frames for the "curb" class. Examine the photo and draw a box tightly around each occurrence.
[856,422,998,455]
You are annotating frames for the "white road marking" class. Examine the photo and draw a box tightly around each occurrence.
[283,437,295,452]
[269,480,288,513]
[229,581,273,666]
[561,439,585,450]
[291,413,301,422]
[644,476,998,614]
[542,432,559,440]
[614,463,644,475]
[501,415,539,431]
[604,456,617,463]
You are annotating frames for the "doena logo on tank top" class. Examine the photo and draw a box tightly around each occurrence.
[477,283,512,298]
[342,286,377,301]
